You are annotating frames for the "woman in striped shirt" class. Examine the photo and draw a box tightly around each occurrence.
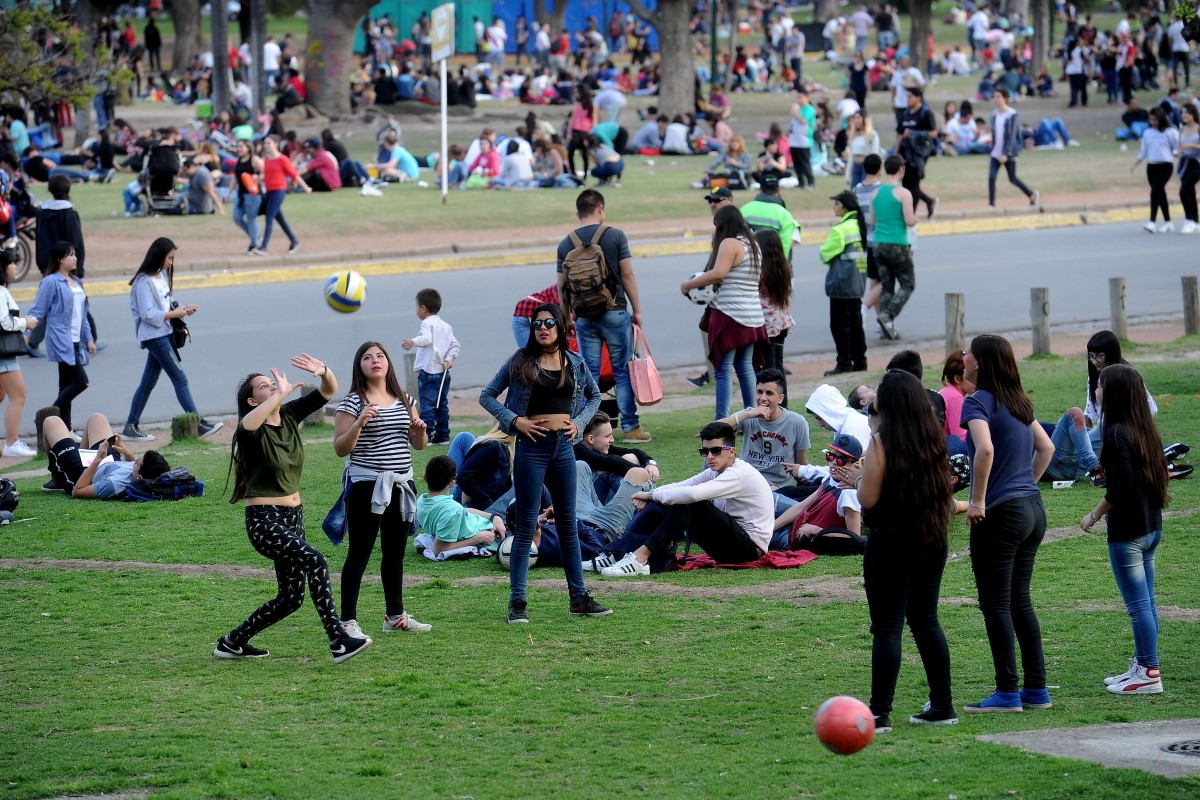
[681,205,767,420]
[333,341,430,638]
[255,135,310,255]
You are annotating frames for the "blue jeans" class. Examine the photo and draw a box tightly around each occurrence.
[768,492,800,550]
[849,161,866,187]
[575,309,639,432]
[126,335,198,425]
[123,185,143,214]
[510,431,587,604]
[233,192,262,248]
[261,189,297,250]
[417,369,451,443]
[714,345,755,420]
[591,160,624,181]
[1045,413,1099,480]
[969,493,1048,693]
[447,431,475,503]
[574,461,651,541]
[511,315,531,348]
[1109,530,1161,668]
[1034,118,1071,147]
[49,166,89,183]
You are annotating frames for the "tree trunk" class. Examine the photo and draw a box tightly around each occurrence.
[74,0,98,146]
[1008,0,1030,24]
[628,0,694,119]
[305,0,375,117]
[1030,0,1047,75]
[816,0,840,25]
[211,0,231,113]
[909,0,932,78]
[167,0,203,73]
[534,1,568,39]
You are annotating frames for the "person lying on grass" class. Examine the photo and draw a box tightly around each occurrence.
[42,412,170,499]
[417,455,507,555]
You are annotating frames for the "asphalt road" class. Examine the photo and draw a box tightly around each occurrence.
[19,222,1197,430]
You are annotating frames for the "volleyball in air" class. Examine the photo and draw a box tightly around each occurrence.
[324,269,367,313]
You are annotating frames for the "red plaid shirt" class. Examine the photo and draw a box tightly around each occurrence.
[513,284,560,317]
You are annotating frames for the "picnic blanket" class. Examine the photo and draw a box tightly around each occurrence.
[676,549,819,570]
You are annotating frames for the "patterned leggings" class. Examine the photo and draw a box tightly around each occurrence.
[228,505,344,644]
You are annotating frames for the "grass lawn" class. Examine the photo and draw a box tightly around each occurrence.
[2,337,1199,798]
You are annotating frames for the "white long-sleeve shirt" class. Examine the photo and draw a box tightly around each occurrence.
[410,314,460,374]
[651,459,775,553]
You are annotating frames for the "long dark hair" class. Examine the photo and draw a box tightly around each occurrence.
[1099,365,1169,509]
[754,228,791,309]
[129,237,176,286]
[348,340,411,408]
[47,241,76,277]
[511,302,571,388]
[1086,330,1125,410]
[705,204,759,273]
[874,370,952,545]
[969,334,1034,424]
[224,372,265,503]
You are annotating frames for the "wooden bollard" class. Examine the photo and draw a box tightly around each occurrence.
[1030,288,1051,356]
[1109,277,1127,340]
[945,293,965,358]
[1183,276,1199,336]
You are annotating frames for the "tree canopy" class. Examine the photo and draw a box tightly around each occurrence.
[0,6,93,108]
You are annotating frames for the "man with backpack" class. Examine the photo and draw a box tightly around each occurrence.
[556,189,651,443]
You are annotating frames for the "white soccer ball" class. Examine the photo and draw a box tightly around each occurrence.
[497,536,539,570]
[687,271,716,306]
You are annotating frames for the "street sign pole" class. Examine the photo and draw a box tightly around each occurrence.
[432,3,456,204]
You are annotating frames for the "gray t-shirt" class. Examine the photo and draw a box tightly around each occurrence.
[187,166,214,214]
[735,407,811,488]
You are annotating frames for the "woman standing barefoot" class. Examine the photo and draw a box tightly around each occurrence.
[216,354,372,664]
[333,341,431,638]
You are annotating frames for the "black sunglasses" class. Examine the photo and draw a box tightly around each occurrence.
[698,445,734,456]
[531,318,558,330]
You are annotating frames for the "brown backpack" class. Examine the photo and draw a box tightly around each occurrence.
[561,223,618,319]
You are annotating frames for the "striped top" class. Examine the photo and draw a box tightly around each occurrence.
[711,237,766,328]
[336,393,415,473]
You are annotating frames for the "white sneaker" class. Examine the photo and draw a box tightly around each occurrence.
[583,553,617,573]
[342,619,365,639]
[1107,664,1163,695]
[2,440,36,458]
[599,551,650,577]
[361,184,382,197]
[1158,221,1174,234]
[1180,221,1197,234]
[383,611,432,632]
[1104,657,1137,686]
[1143,221,1157,233]
[1068,139,1081,147]
[689,180,704,189]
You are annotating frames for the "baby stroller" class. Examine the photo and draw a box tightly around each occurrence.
[140,142,187,215]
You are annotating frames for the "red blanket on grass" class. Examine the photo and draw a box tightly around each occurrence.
[676,549,819,570]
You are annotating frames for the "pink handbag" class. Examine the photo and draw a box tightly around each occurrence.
[628,324,664,406]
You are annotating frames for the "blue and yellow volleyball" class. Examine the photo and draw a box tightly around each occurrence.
[324,270,367,313]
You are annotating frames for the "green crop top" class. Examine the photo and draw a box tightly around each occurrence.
[236,389,328,499]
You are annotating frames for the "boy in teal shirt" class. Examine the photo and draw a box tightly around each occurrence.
[417,456,506,555]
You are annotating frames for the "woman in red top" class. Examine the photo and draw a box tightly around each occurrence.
[466,137,501,179]
[255,135,310,256]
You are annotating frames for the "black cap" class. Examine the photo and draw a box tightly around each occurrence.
[704,186,733,202]
[830,189,859,210]
[304,138,320,149]
[760,172,779,188]
[182,157,195,168]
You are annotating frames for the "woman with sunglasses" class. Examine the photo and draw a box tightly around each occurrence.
[480,303,609,624]
[855,370,955,731]
[960,335,1056,713]
[1042,331,1157,483]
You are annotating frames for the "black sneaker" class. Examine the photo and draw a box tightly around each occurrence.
[1168,463,1194,480]
[685,371,711,388]
[1087,465,1106,488]
[42,479,66,493]
[507,600,529,624]
[198,419,224,439]
[909,702,959,725]
[1163,442,1190,461]
[214,636,269,659]
[330,632,372,664]
[873,714,892,733]
[122,424,155,442]
[569,592,612,617]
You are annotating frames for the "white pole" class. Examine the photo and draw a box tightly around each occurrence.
[440,57,448,204]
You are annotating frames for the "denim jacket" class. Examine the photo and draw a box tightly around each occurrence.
[26,273,93,365]
[479,349,600,444]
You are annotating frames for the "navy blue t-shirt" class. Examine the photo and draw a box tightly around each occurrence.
[960,389,1039,507]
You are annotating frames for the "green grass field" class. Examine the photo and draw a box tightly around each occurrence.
[2,337,1198,799]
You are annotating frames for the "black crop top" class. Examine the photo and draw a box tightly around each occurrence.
[527,368,574,416]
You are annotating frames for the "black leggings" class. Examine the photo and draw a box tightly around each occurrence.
[567,130,590,177]
[229,505,344,645]
[1147,162,1173,222]
[54,344,89,430]
[1179,159,1200,222]
[340,481,412,621]
[789,146,814,188]
[902,167,935,215]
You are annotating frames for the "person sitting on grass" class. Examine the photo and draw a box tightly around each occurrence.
[599,421,774,576]
[416,455,506,555]
[41,411,170,498]
[771,430,866,548]
[573,411,659,503]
